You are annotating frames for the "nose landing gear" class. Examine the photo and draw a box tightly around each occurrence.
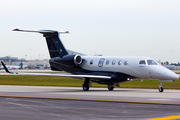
[158,82,163,92]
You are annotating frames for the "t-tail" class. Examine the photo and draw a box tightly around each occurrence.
[12,29,83,71]
[13,29,69,58]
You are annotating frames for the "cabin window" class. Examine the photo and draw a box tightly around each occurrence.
[112,60,116,65]
[139,60,146,65]
[118,60,122,65]
[98,58,105,67]
[124,61,128,65]
[106,60,110,65]
[90,60,93,65]
[147,60,158,65]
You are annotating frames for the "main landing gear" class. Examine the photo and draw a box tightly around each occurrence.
[107,83,120,91]
[82,79,120,91]
[108,84,114,91]
[82,78,91,91]
[158,82,163,92]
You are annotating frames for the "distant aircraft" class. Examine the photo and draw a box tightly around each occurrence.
[1,29,179,92]
[0,62,23,70]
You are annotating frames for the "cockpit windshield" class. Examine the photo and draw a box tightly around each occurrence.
[147,60,158,65]
[139,60,146,65]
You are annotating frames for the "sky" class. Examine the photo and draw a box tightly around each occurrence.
[0,0,180,63]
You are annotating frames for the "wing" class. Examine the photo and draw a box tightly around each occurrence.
[1,61,111,80]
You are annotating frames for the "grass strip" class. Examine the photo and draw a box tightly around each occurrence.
[0,75,180,89]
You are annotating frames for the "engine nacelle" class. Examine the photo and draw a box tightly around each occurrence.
[54,54,82,67]
[74,55,82,65]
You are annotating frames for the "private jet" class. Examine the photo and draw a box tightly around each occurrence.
[1,29,179,92]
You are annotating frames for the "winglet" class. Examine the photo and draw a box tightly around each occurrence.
[1,61,11,73]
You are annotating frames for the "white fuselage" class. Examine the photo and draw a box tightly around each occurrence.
[80,56,179,81]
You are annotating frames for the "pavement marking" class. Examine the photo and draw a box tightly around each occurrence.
[0,95,180,105]
[146,115,180,120]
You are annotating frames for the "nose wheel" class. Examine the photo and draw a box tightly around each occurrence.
[158,82,164,92]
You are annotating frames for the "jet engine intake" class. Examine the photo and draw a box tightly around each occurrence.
[74,55,82,65]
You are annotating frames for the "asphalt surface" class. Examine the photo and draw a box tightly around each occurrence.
[0,97,180,120]
[0,85,180,104]
[0,86,180,120]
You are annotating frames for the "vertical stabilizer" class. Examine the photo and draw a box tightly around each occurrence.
[42,31,68,58]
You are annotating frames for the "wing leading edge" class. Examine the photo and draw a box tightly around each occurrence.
[1,62,111,80]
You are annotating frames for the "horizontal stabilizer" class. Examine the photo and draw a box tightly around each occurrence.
[13,28,69,34]
[13,28,69,58]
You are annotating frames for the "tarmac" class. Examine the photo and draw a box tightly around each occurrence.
[0,69,180,119]
[0,86,180,120]
[0,85,180,104]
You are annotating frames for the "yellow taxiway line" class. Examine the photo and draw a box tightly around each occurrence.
[146,115,180,120]
[0,95,180,105]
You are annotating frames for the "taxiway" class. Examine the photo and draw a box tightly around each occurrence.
[0,85,180,104]
[0,86,180,120]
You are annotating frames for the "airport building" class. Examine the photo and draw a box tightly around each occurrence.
[0,56,50,69]
[0,56,26,63]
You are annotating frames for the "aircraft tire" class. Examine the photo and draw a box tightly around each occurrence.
[158,86,163,92]
[83,85,89,91]
[108,84,114,91]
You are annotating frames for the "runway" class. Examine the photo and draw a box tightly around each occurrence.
[0,86,180,120]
